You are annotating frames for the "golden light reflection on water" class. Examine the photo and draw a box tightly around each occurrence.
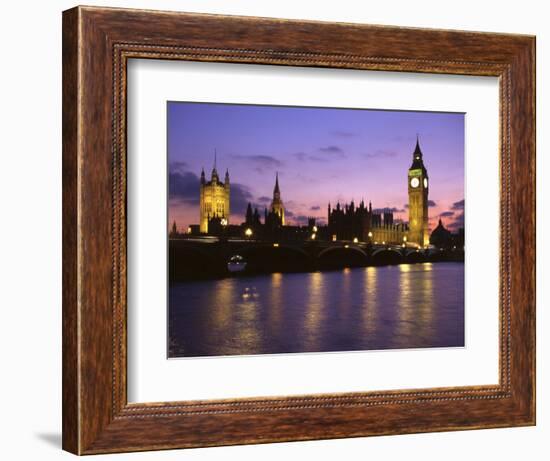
[396,264,414,339]
[362,266,379,335]
[396,263,435,344]
[210,278,235,329]
[233,283,262,352]
[171,262,464,357]
[304,271,325,350]
[418,263,434,337]
[268,272,283,335]
[271,272,282,287]
[340,267,352,317]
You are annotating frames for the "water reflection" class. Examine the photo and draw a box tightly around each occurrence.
[396,264,414,344]
[234,284,261,353]
[304,271,325,351]
[362,267,379,337]
[210,278,234,330]
[268,273,283,338]
[169,262,464,358]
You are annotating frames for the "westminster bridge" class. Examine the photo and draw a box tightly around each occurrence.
[169,237,464,281]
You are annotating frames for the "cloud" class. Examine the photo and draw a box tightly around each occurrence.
[447,211,465,231]
[311,145,346,161]
[229,154,283,173]
[451,199,465,210]
[403,200,436,208]
[373,207,405,214]
[319,145,344,155]
[310,205,321,211]
[440,211,455,217]
[331,130,357,138]
[230,183,255,216]
[169,161,189,173]
[363,149,398,159]
[284,209,317,226]
[168,169,200,205]
[293,215,311,225]
[294,147,344,163]
[257,196,272,204]
[293,152,308,161]
[308,155,330,163]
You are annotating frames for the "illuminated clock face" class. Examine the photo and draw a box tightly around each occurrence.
[410,177,420,188]
[423,178,428,188]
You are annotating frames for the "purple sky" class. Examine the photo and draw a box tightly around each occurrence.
[168,102,465,232]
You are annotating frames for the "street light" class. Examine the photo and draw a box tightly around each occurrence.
[245,228,253,238]
[353,237,359,243]
[311,233,316,240]
[221,218,228,227]
[313,225,318,232]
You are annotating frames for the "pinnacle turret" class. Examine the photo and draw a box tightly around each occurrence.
[410,135,427,175]
[211,149,219,181]
[274,172,280,195]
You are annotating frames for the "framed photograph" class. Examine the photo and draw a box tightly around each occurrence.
[62,6,535,454]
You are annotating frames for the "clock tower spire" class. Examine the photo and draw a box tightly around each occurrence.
[408,136,429,247]
[270,172,285,226]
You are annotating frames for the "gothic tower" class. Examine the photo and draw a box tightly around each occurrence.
[270,172,285,226]
[199,151,230,233]
[408,137,429,247]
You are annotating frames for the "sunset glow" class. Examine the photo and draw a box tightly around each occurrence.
[168,102,464,233]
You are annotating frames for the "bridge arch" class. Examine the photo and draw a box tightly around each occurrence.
[371,248,404,265]
[317,245,369,269]
[405,249,427,264]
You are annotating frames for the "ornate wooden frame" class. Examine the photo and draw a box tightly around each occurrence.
[62,6,535,455]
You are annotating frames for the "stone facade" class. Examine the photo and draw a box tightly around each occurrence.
[407,138,430,247]
[327,201,408,244]
[270,172,285,226]
[199,158,230,234]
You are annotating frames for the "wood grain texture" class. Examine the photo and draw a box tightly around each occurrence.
[61,7,79,454]
[62,5,536,455]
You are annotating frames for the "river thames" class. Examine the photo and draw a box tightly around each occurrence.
[168,262,464,358]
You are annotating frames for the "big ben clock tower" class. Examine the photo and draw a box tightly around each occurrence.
[408,137,429,247]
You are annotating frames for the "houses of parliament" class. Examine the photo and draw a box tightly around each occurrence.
[191,138,431,247]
